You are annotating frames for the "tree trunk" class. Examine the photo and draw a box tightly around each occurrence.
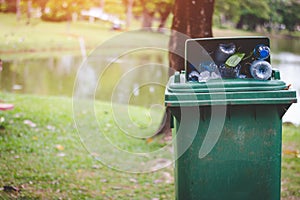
[26,0,32,24]
[125,0,134,30]
[100,0,104,9]
[141,1,154,31]
[142,10,154,31]
[156,0,215,137]
[16,0,21,21]
[157,3,173,33]
[169,0,214,71]
[236,16,244,29]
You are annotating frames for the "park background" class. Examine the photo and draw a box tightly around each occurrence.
[0,0,300,199]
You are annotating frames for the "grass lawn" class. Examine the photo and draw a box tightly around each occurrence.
[0,93,299,199]
[0,93,173,199]
[0,13,261,61]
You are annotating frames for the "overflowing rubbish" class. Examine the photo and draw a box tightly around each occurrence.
[185,37,273,82]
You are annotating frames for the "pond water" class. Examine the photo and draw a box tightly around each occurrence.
[0,37,299,124]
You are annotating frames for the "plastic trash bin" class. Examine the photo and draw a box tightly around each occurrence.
[165,77,297,200]
[165,37,297,200]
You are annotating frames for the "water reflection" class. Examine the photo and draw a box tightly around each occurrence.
[0,40,299,123]
[94,51,169,107]
[272,52,300,125]
[0,55,82,96]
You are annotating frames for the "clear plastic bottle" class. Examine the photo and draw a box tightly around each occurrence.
[254,45,270,60]
[188,71,200,82]
[250,60,272,80]
[215,43,236,63]
[180,70,186,83]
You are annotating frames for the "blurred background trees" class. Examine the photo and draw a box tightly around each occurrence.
[214,0,300,33]
[0,0,299,33]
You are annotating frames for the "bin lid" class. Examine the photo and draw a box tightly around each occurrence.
[165,76,297,106]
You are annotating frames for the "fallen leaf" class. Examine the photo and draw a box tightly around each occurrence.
[55,144,64,151]
[153,179,163,184]
[56,153,66,157]
[46,125,55,131]
[32,136,38,141]
[14,113,21,118]
[90,152,99,157]
[283,149,300,158]
[100,179,107,183]
[162,172,174,184]
[112,186,122,190]
[92,165,101,169]
[146,138,153,144]
[23,119,36,128]
[129,178,138,183]
[3,185,19,192]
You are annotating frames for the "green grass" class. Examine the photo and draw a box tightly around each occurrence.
[0,12,287,61]
[0,93,173,199]
[0,13,121,60]
[0,13,170,60]
[281,124,300,199]
[0,93,299,199]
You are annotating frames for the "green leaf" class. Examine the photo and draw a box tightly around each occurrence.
[225,53,245,67]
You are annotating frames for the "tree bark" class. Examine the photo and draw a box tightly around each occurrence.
[125,0,134,30]
[157,3,173,33]
[16,0,21,21]
[169,0,215,71]
[142,10,154,31]
[27,0,32,25]
[141,1,154,31]
[156,0,215,137]
[100,0,105,9]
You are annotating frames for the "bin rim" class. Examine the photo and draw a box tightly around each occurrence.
[167,77,287,93]
[165,76,297,106]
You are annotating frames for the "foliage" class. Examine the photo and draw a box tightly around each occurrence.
[225,53,245,68]
[236,0,271,31]
[0,0,17,12]
[41,0,91,22]
[280,0,300,32]
[214,0,300,32]
[131,0,173,18]
[104,0,126,19]
[214,0,240,26]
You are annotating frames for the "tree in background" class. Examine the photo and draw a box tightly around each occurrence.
[169,0,215,71]
[157,0,173,33]
[280,0,300,32]
[41,0,90,22]
[214,0,240,27]
[131,0,173,32]
[156,0,215,136]
[123,0,134,29]
[15,0,33,24]
[16,0,21,20]
[214,0,300,33]
[236,0,270,31]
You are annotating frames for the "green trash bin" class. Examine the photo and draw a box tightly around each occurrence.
[165,77,297,200]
